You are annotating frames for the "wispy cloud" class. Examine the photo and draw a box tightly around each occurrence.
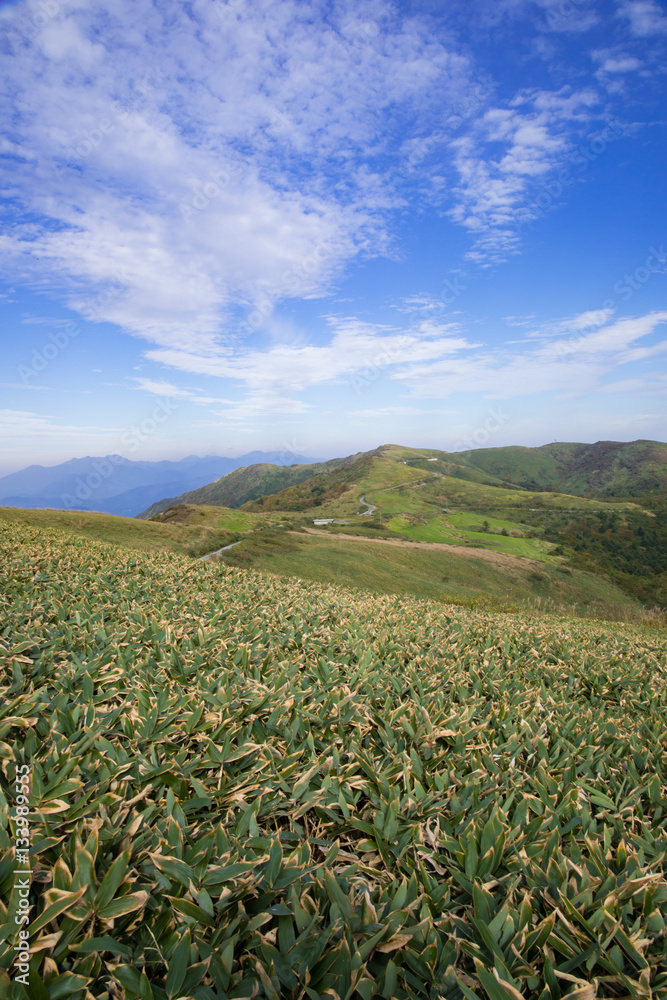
[617,0,667,36]
[146,316,475,396]
[391,310,667,398]
[447,87,605,263]
[0,409,117,444]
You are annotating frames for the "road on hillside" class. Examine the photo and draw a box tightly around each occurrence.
[357,496,376,515]
[198,541,241,561]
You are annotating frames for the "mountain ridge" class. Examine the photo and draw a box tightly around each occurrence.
[0,451,322,517]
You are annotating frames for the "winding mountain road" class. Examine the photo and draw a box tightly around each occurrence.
[197,541,241,561]
[357,496,376,516]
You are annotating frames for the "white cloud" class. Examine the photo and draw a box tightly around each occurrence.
[472,0,598,33]
[596,56,643,74]
[391,311,667,398]
[133,310,667,418]
[446,87,604,262]
[522,307,616,340]
[145,316,475,398]
[591,49,644,92]
[0,409,117,447]
[0,0,635,347]
[0,383,54,392]
[536,312,667,358]
[133,378,193,398]
[617,0,667,36]
[0,0,481,349]
[349,406,453,417]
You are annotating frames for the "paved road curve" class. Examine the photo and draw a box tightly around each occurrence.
[197,541,241,561]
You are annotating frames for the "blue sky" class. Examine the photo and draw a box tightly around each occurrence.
[0,0,666,474]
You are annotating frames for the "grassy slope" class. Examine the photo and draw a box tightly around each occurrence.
[0,504,286,558]
[216,528,645,622]
[455,438,667,498]
[240,449,639,561]
[240,453,389,513]
[138,454,364,518]
[0,504,646,623]
[2,519,666,998]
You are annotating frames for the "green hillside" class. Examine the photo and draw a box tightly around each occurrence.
[131,440,667,611]
[2,504,649,624]
[454,439,667,500]
[236,443,666,609]
[2,519,666,999]
[0,504,243,558]
[138,454,365,519]
[216,527,648,623]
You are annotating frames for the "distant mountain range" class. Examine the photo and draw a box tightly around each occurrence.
[4,440,665,521]
[0,451,320,517]
[138,439,667,519]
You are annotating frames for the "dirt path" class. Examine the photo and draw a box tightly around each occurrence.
[299,528,542,570]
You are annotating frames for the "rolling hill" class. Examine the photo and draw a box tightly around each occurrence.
[138,439,666,609]
[452,439,667,500]
[138,451,370,518]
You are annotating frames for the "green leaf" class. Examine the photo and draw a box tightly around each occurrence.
[31,888,87,935]
[464,836,478,879]
[382,960,398,1000]
[47,974,89,999]
[70,936,133,957]
[139,972,154,1000]
[165,929,191,999]
[97,891,148,920]
[325,871,353,919]
[455,976,484,1000]
[26,969,50,1000]
[151,854,195,888]
[94,849,130,909]
[115,965,142,994]
[169,896,216,927]
[266,838,282,885]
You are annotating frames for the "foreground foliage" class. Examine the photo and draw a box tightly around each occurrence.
[1,521,666,1000]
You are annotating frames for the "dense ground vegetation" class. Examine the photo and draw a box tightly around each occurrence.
[534,503,667,607]
[1,520,667,999]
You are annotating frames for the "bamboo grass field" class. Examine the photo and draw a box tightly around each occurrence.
[1,520,667,998]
